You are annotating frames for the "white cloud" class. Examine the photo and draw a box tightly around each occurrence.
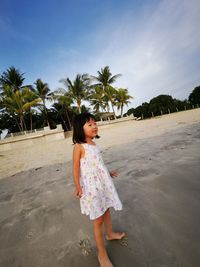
[44,0,200,110]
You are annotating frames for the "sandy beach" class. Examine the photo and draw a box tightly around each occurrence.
[0,109,199,180]
[0,109,200,267]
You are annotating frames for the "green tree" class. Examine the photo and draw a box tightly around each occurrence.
[173,98,190,111]
[189,86,200,106]
[22,86,42,131]
[60,74,90,113]
[149,94,175,115]
[134,102,150,119]
[52,91,73,130]
[2,85,40,132]
[92,66,121,117]
[115,88,133,117]
[89,85,107,113]
[0,66,25,92]
[34,79,52,128]
[92,66,121,91]
[104,86,118,118]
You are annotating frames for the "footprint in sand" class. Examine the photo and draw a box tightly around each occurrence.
[53,244,71,260]
[78,238,93,256]
[26,231,34,239]
[120,236,128,247]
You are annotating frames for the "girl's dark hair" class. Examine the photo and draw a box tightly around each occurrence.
[72,112,99,144]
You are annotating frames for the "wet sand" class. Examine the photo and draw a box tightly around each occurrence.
[0,109,200,267]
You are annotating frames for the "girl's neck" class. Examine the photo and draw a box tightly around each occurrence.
[85,137,95,145]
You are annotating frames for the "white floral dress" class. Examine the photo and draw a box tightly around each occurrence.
[79,143,122,220]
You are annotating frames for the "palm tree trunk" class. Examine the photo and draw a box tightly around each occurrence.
[30,109,33,131]
[77,99,81,113]
[61,114,68,131]
[120,104,124,118]
[22,114,27,131]
[12,113,22,132]
[43,99,50,128]
[110,101,116,119]
[106,103,110,112]
[20,115,24,132]
[64,108,72,130]
[28,108,32,131]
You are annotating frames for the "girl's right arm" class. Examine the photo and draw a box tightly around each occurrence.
[72,144,83,198]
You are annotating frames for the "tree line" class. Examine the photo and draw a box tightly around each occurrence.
[0,66,132,136]
[0,66,199,138]
[126,87,200,119]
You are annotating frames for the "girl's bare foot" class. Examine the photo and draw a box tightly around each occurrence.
[105,232,126,241]
[98,254,113,267]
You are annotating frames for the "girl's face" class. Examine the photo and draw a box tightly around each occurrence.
[83,118,98,139]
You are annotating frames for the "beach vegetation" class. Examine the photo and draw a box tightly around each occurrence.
[91,66,121,91]
[51,92,73,131]
[115,88,133,117]
[0,65,199,137]
[0,66,25,92]
[126,90,198,120]
[59,74,91,114]
[89,85,107,113]
[189,86,200,105]
[149,95,176,115]
[34,79,52,128]
[91,66,122,118]
[0,84,41,132]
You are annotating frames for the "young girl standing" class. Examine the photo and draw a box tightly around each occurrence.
[72,113,125,267]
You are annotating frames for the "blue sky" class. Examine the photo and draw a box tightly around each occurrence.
[0,0,200,110]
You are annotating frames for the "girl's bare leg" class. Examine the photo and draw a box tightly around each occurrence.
[103,209,125,240]
[93,215,113,267]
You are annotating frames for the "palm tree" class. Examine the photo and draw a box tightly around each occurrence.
[0,85,21,131]
[22,87,42,131]
[104,86,118,118]
[0,66,25,92]
[52,90,73,130]
[92,66,121,118]
[0,67,42,131]
[115,88,133,117]
[60,74,90,113]
[92,66,121,91]
[102,94,110,113]
[89,85,107,113]
[2,85,41,132]
[34,79,52,128]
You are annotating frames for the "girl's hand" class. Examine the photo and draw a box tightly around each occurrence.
[109,170,118,178]
[74,186,83,199]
